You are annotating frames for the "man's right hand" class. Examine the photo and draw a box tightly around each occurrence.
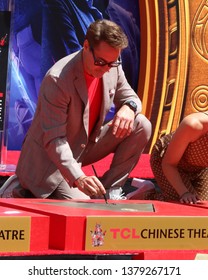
[74,175,106,197]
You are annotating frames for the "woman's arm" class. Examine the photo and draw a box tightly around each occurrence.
[162,113,207,203]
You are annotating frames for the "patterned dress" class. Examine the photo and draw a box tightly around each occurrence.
[149,125,208,201]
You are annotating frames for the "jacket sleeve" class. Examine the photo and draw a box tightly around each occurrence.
[112,65,142,114]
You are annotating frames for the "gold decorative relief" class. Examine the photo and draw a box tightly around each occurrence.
[139,0,208,153]
[191,85,208,111]
[191,0,208,62]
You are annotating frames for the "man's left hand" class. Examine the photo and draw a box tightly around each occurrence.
[109,105,135,138]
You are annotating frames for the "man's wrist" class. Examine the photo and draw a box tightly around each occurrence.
[123,100,137,113]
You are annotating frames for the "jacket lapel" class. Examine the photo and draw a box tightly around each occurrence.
[73,52,89,135]
[101,71,115,122]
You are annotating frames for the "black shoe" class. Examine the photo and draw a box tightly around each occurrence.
[0,175,34,198]
[0,175,19,198]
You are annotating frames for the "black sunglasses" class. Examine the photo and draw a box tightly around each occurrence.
[91,47,122,67]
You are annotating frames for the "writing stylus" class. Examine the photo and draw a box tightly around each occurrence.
[92,164,108,204]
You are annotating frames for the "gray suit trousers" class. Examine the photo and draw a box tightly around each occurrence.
[52,113,151,199]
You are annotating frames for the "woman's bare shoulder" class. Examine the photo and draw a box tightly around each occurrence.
[180,112,208,140]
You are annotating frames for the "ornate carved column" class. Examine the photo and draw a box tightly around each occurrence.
[139,0,208,152]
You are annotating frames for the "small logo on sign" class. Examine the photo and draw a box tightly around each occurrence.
[90,223,106,247]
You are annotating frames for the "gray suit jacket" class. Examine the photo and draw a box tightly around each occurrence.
[16,50,142,197]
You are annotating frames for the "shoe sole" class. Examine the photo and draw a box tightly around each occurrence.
[0,175,19,198]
